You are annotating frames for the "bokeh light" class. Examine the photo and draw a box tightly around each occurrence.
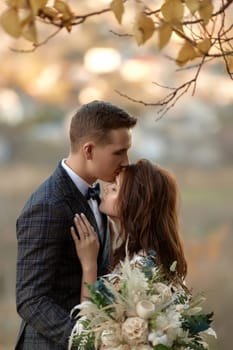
[84,47,121,73]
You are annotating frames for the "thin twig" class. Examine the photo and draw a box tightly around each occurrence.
[115,54,205,119]
[10,27,62,53]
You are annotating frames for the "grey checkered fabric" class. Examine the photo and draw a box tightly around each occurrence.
[15,162,110,349]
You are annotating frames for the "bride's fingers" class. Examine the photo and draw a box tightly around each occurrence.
[74,213,95,240]
[73,213,98,242]
[80,213,97,237]
[70,226,80,244]
[74,215,86,240]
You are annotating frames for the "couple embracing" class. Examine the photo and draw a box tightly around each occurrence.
[15,100,187,349]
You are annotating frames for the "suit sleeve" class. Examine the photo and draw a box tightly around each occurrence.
[16,202,75,348]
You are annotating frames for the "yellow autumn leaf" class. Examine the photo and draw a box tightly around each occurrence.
[0,8,21,38]
[54,0,71,13]
[176,41,197,66]
[198,0,213,25]
[42,6,59,20]
[133,27,144,46]
[7,0,27,8]
[20,13,32,29]
[54,0,73,21]
[197,38,211,54]
[64,21,73,32]
[161,0,184,23]
[110,0,124,24]
[28,0,48,15]
[22,19,37,42]
[133,13,155,45]
[38,0,48,7]
[185,0,200,15]
[173,22,184,39]
[158,22,172,49]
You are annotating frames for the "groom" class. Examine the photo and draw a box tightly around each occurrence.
[15,100,137,349]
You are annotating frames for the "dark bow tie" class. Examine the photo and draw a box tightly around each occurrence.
[86,183,100,201]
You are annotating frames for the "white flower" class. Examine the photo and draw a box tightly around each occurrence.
[148,331,169,346]
[154,282,173,303]
[166,325,185,346]
[150,294,160,304]
[122,317,148,345]
[153,309,183,346]
[154,282,169,294]
[156,309,181,331]
[136,300,155,319]
[150,295,163,312]
[101,327,121,347]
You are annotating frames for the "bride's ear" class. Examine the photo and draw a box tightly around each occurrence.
[83,142,94,160]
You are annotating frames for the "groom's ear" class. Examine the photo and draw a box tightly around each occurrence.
[83,142,94,160]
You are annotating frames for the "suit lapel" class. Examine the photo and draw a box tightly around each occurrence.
[53,162,106,245]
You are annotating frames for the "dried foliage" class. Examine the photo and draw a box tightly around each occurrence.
[1,0,232,115]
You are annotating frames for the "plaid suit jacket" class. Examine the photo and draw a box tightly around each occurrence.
[15,162,110,349]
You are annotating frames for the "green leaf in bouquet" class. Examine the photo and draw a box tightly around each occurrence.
[154,344,171,350]
[183,312,214,335]
[86,280,115,308]
[140,253,157,279]
[174,289,190,304]
[71,318,95,350]
[141,264,154,279]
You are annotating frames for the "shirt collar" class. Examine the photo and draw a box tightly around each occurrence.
[61,159,90,197]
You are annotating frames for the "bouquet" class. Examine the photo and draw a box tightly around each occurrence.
[69,253,216,350]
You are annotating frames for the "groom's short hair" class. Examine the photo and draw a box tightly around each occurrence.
[69,100,137,151]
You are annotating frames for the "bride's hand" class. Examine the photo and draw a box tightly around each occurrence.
[70,213,100,270]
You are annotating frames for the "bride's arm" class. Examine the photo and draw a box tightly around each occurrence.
[70,213,99,302]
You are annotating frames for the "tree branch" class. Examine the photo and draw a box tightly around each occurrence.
[115,56,206,119]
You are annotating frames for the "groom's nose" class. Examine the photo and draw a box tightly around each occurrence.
[120,153,129,167]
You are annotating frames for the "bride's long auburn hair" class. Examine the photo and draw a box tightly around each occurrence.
[112,159,187,280]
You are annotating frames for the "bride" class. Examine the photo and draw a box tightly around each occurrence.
[70,159,187,302]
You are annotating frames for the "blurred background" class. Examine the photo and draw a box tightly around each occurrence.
[0,1,232,349]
